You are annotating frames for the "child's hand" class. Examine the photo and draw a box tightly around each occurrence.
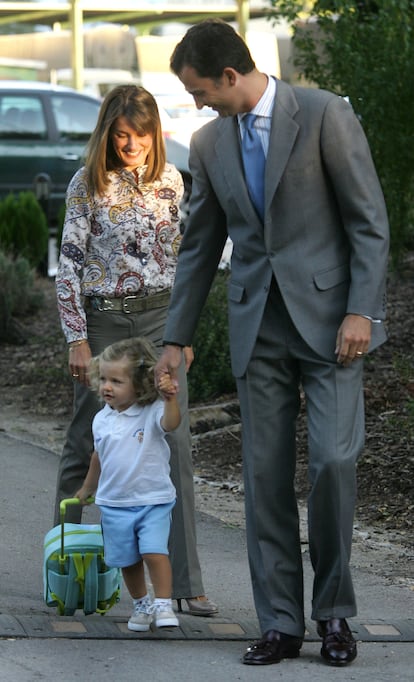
[75,487,94,505]
[158,372,178,399]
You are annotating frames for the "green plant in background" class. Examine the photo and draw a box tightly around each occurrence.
[0,249,44,343]
[0,191,48,269]
[187,268,236,403]
[268,0,414,267]
[392,352,414,433]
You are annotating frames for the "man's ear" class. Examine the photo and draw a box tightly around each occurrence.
[222,67,238,86]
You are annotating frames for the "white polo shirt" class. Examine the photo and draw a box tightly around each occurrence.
[92,401,176,507]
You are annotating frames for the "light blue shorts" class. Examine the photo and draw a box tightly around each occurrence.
[99,501,175,568]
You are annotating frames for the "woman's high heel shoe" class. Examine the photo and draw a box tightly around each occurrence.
[176,596,218,616]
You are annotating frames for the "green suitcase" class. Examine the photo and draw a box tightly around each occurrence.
[43,498,121,616]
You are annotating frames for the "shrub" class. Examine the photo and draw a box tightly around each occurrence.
[268,0,414,266]
[0,191,48,269]
[188,268,236,403]
[0,249,44,343]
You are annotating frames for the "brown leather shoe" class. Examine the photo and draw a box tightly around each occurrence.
[243,629,303,665]
[317,618,357,666]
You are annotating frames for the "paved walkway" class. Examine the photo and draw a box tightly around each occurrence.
[1,431,413,681]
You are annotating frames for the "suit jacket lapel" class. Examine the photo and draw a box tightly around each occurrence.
[265,80,299,216]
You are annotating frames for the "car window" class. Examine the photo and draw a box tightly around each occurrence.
[0,95,47,140]
[51,93,99,141]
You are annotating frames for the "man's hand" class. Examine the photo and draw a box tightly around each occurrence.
[155,345,183,395]
[335,314,371,367]
[183,346,194,373]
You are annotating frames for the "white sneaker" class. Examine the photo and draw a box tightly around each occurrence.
[128,599,153,632]
[152,600,179,628]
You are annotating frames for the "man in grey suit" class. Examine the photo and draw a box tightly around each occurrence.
[155,19,389,667]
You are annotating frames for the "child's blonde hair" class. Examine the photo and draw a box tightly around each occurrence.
[89,337,160,406]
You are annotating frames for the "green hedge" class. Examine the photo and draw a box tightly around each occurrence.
[188,268,236,403]
[0,249,44,343]
[0,191,48,270]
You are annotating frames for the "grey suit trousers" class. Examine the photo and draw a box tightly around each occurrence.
[236,280,364,637]
[53,303,204,600]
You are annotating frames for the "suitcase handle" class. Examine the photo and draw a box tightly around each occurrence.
[59,497,95,559]
[59,497,95,519]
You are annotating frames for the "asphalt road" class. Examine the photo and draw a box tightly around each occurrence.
[1,431,413,681]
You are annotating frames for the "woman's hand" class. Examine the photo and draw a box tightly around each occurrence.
[68,340,92,386]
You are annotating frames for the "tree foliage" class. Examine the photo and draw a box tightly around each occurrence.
[268,0,414,265]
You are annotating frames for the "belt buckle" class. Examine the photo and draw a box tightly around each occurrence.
[97,297,114,312]
[90,296,106,312]
[122,295,137,314]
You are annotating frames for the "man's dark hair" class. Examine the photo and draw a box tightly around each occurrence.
[170,19,256,79]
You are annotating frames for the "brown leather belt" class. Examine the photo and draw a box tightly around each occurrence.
[85,290,171,314]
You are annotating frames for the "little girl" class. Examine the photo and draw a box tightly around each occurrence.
[76,336,181,631]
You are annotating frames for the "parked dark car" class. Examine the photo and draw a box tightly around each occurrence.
[0,81,190,232]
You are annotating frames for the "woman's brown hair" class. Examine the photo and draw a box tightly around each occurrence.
[85,84,166,195]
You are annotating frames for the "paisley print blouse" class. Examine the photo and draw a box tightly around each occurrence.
[56,163,183,342]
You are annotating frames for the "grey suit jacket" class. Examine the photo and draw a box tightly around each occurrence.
[164,79,389,378]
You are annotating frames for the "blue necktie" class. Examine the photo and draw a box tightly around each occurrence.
[241,114,265,220]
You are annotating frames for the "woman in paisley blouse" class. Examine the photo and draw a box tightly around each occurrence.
[53,84,217,616]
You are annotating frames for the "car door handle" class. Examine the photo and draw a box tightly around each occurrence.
[60,153,80,161]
